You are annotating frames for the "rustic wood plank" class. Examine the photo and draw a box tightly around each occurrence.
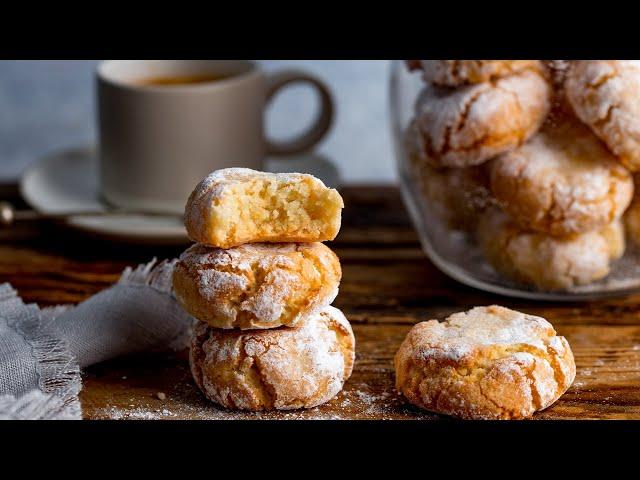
[2,185,640,419]
[80,323,640,420]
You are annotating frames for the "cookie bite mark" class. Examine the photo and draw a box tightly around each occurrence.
[394,306,576,420]
[185,168,344,248]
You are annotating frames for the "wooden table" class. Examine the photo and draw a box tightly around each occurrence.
[2,185,640,420]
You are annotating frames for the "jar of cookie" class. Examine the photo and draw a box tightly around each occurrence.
[391,60,640,300]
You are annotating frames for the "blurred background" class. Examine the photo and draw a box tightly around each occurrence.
[0,60,394,185]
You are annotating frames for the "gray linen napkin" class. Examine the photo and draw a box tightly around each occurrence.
[0,259,193,420]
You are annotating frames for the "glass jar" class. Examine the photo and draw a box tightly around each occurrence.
[390,60,640,300]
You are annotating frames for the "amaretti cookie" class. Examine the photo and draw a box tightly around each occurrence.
[477,208,624,291]
[565,60,640,171]
[489,116,633,236]
[407,60,544,86]
[173,242,341,330]
[185,168,344,248]
[190,306,355,411]
[405,121,490,230]
[413,69,551,168]
[394,305,575,420]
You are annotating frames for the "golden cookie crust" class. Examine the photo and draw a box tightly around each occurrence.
[404,121,490,230]
[190,306,355,411]
[624,176,640,246]
[410,60,544,86]
[602,218,626,260]
[185,168,344,248]
[566,60,640,171]
[489,116,633,236]
[413,69,551,168]
[477,208,623,291]
[173,242,341,330]
[394,305,575,420]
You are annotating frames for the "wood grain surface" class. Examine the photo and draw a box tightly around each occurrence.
[2,185,640,420]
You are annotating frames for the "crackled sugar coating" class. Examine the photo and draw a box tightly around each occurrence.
[173,242,341,330]
[190,306,355,411]
[490,116,633,236]
[407,60,544,86]
[185,168,344,248]
[404,121,491,231]
[413,69,551,168]
[477,208,624,291]
[566,60,640,171]
[394,305,576,420]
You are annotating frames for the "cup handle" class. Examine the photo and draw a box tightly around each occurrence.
[265,70,334,156]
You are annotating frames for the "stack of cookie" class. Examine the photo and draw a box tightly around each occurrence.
[405,60,637,291]
[172,168,355,411]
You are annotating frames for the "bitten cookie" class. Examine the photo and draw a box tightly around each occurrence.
[185,168,344,248]
[173,242,341,330]
[477,208,624,291]
[413,69,551,168]
[565,60,640,171]
[404,121,490,230]
[394,305,575,420]
[407,60,544,86]
[489,116,633,236]
[190,306,355,411]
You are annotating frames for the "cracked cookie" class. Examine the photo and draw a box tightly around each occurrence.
[190,306,355,411]
[394,305,575,420]
[566,60,640,171]
[413,69,551,168]
[489,115,633,236]
[185,168,344,248]
[477,208,624,291]
[404,120,491,230]
[407,60,544,86]
[173,242,341,330]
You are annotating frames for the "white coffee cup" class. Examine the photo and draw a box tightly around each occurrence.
[96,60,334,214]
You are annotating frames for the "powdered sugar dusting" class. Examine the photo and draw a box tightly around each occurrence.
[424,305,556,356]
[414,69,550,167]
[566,60,640,170]
[199,270,248,298]
[491,115,633,236]
[242,268,295,323]
[192,306,355,411]
[416,60,543,86]
[103,407,177,420]
[396,306,576,419]
[174,242,340,329]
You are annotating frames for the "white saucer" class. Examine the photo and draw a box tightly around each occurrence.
[19,147,340,245]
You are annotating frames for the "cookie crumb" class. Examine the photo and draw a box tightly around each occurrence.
[156,392,166,400]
